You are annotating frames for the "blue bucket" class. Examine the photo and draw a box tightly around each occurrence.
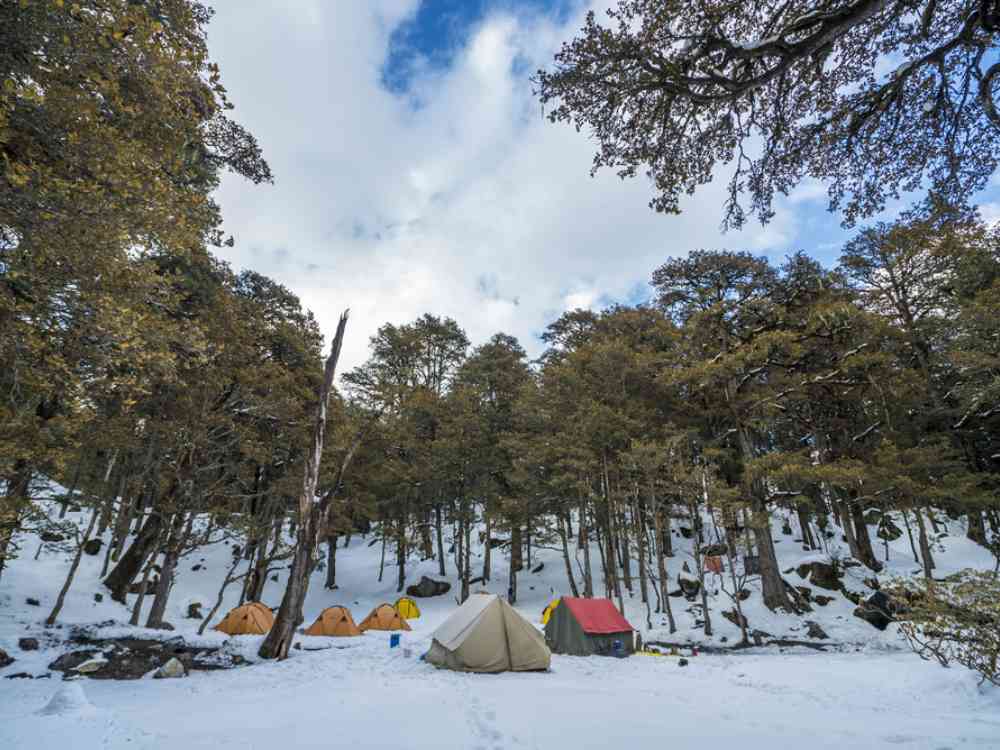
[389,633,400,649]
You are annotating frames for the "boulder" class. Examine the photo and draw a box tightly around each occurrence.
[74,657,109,674]
[805,621,829,640]
[18,638,39,652]
[406,576,451,598]
[677,572,701,601]
[82,538,103,556]
[49,650,100,674]
[721,608,748,629]
[0,648,14,668]
[186,602,203,620]
[853,591,897,631]
[795,561,842,591]
[876,517,903,542]
[153,657,187,679]
[813,595,835,607]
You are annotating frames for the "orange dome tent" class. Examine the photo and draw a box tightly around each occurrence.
[305,606,362,637]
[213,602,274,635]
[358,603,411,632]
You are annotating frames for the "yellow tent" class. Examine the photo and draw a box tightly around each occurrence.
[305,606,362,637]
[541,597,561,625]
[359,603,411,632]
[213,602,274,635]
[394,596,421,619]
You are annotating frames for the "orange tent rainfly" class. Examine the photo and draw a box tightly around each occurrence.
[213,602,274,635]
[305,606,362,637]
[358,603,411,632]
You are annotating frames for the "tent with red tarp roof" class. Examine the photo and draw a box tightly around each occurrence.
[544,597,635,657]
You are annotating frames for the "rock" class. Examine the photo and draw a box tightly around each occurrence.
[876,516,903,541]
[736,588,751,601]
[293,642,301,651]
[814,595,835,606]
[26,597,40,606]
[721,608,748,629]
[853,591,898,631]
[270,574,278,582]
[127,579,159,595]
[153,657,187,679]
[678,658,689,667]
[82,538,103,556]
[530,562,544,574]
[40,531,65,543]
[6,672,35,679]
[74,657,109,674]
[678,526,694,539]
[49,650,100,673]
[795,586,813,602]
[93,593,103,603]
[406,576,452,598]
[795,561,842,591]
[863,577,881,591]
[18,638,39,651]
[781,521,793,535]
[191,564,202,572]
[677,574,700,601]
[186,602,203,620]
[805,621,829,640]
[0,648,14,668]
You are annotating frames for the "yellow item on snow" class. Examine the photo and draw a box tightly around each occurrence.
[541,597,561,625]
[394,596,421,619]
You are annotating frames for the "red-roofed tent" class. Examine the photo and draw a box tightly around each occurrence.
[544,597,635,657]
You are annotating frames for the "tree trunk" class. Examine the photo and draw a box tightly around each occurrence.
[508,524,522,603]
[749,497,796,612]
[146,512,191,629]
[199,554,244,636]
[796,505,816,550]
[651,499,676,633]
[435,504,446,577]
[104,509,165,603]
[259,311,348,661]
[325,533,338,589]
[850,501,883,572]
[580,500,594,597]
[482,511,492,582]
[967,511,988,547]
[558,511,580,597]
[915,508,936,579]
[45,507,100,625]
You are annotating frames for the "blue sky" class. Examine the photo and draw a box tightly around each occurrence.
[207,1,1000,368]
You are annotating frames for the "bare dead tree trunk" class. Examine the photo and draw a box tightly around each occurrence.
[199,553,245,636]
[651,494,676,633]
[259,311,348,661]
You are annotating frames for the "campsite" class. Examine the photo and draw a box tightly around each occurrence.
[4,0,1000,748]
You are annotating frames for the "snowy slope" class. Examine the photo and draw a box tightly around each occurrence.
[1,502,998,749]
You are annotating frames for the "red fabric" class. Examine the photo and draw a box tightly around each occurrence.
[562,597,634,634]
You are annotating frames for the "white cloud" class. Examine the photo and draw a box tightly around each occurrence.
[208,2,806,371]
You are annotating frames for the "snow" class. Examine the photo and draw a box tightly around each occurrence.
[1,500,998,748]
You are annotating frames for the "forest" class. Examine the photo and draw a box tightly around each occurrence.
[2,0,1000,700]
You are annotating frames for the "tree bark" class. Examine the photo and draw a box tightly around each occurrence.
[45,508,100,625]
[259,311,348,661]
[558,511,580,597]
[104,508,165,603]
[435,504,446,577]
[146,512,192,629]
[915,508,936,579]
[850,500,883,572]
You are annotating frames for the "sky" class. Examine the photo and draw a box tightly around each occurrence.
[204,0,995,372]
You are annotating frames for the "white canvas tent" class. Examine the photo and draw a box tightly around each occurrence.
[425,594,551,673]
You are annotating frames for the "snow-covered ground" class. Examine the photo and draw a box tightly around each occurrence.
[1,502,998,749]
